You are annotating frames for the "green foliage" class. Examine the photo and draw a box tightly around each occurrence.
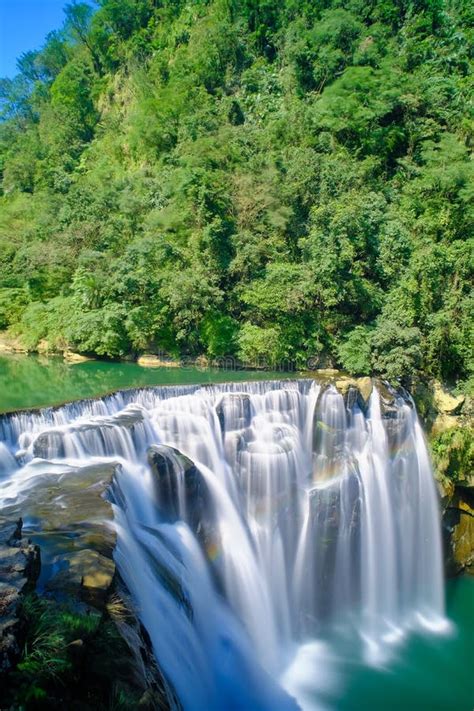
[0,288,28,328]
[66,304,130,357]
[287,9,365,93]
[16,297,72,351]
[11,594,98,703]
[200,312,238,357]
[50,58,97,140]
[6,594,141,709]
[337,326,373,376]
[371,318,422,382]
[238,323,288,366]
[431,425,474,482]
[0,0,471,382]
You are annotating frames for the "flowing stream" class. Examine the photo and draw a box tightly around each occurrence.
[0,379,449,709]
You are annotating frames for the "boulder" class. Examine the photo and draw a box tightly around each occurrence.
[0,518,41,676]
[45,549,115,606]
[216,392,252,431]
[32,430,66,459]
[0,334,27,354]
[0,519,41,592]
[356,377,373,404]
[433,381,465,415]
[63,351,94,363]
[1,462,117,608]
[138,354,179,368]
[334,378,353,397]
[335,376,373,405]
[443,490,474,575]
[147,445,212,533]
[37,339,52,354]
[375,382,413,448]
[147,445,221,585]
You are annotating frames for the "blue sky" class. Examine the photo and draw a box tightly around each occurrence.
[0,0,68,78]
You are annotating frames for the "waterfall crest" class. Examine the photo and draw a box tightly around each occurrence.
[0,379,446,709]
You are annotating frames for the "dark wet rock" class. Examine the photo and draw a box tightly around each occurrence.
[442,488,474,576]
[33,430,66,458]
[377,380,398,407]
[3,463,116,543]
[377,385,411,448]
[306,468,362,624]
[32,410,144,460]
[45,548,115,606]
[8,517,23,544]
[216,393,252,432]
[147,445,222,594]
[0,519,41,591]
[345,386,367,413]
[0,517,41,676]
[138,689,165,709]
[113,408,145,429]
[148,444,213,534]
[2,462,117,609]
[109,582,181,710]
[335,377,373,411]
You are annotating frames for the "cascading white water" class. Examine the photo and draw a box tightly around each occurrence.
[0,380,447,710]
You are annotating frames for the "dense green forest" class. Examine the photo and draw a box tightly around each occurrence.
[0,0,472,384]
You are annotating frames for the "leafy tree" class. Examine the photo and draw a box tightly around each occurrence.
[238,323,288,367]
[64,1,102,73]
[337,326,373,375]
[371,318,422,382]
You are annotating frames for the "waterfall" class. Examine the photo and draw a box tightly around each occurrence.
[0,379,447,710]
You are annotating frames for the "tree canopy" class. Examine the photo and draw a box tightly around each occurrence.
[0,0,472,386]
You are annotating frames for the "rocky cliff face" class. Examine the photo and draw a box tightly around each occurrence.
[0,464,173,709]
[0,518,40,676]
[412,379,474,576]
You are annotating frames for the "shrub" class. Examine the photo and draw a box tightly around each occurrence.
[337,325,373,375]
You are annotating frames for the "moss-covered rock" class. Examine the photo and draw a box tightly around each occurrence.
[0,518,41,677]
[412,378,474,576]
[432,382,465,415]
[1,461,117,603]
[2,592,148,710]
[443,490,474,576]
[45,549,115,607]
[431,426,474,489]
[335,376,373,405]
